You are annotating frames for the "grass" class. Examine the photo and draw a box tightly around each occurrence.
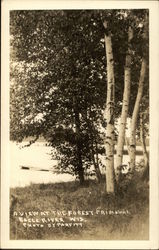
[10,170,149,240]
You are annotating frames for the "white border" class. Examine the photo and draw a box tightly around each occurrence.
[1,0,159,249]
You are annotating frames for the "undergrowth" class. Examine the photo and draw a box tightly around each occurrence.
[10,172,149,240]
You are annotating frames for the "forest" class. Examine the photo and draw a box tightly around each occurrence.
[10,9,149,240]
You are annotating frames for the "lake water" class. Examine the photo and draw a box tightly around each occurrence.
[10,141,75,188]
[10,141,144,188]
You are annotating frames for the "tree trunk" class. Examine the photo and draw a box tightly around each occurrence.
[115,26,133,182]
[129,11,148,173]
[92,153,102,182]
[91,140,102,182]
[74,108,84,185]
[125,136,131,157]
[85,107,102,182]
[103,20,115,194]
[140,112,149,181]
[95,140,101,178]
[129,58,147,172]
[77,145,84,185]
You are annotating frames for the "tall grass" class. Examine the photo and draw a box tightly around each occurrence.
[10,171,149,240]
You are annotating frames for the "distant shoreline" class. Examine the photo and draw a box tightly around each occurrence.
[10,137,149,147]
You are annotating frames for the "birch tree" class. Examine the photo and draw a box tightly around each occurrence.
[139,103,149,181]
[140,111,149,166]
[103,19,116,194]
[10,9,149,188]
[115,26,133,182]
[129,12,148,172]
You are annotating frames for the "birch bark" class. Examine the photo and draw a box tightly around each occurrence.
[140,112,149,178]
[129,58,147,172]
[115,27,133,182]
[103,20,115,194]
[129,12,148,173]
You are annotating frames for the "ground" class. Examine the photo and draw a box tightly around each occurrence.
[10,173,149,240]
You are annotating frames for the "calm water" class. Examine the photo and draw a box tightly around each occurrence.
[10,141,144,188]
[10,141,75,187]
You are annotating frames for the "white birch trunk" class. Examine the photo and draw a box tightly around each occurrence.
[129,11,148,173]
[115,27,133,182]
[129,58,147,172]
[103,20,115,194]
[140,112,149,168]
